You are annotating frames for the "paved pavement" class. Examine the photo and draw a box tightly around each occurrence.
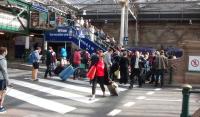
[2,68,200,117]
[7,62,200,88]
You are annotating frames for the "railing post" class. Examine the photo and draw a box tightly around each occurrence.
[180,84,192,117]
[168,66,173,84]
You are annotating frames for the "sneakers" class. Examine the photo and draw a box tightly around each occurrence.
[44,77,51,79]
[89,95,95,100]
[32,79,39,81]
[103,92,106,97]
[129,86,133,89]
[0,107,6,114]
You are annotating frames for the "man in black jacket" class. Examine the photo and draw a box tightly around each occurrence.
[129,51,144,89]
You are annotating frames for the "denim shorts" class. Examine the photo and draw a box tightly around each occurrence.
[33,62,39,69]
[0,79,7,90]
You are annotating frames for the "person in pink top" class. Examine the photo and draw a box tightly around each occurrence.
[90,50,106,100]
[73,49,81,68]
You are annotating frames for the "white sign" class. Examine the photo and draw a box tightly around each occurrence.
[188,56,200,72]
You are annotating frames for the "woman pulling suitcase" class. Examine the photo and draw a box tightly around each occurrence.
[89,50,106,100]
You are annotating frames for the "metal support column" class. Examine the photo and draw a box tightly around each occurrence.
[25,36,30,49]
[120,5,125,46]
[44,41,48,50]
[124,4,129,46]
[118,0,128,46]
[135,20,139,46]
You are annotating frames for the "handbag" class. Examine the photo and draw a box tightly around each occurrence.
[111,81,118,88]
[87,65,96,80]
[114,70,120,79]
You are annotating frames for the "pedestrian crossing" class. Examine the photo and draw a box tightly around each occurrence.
[6,77,127,114]
[11,79,99,104]
[7,88,76,114]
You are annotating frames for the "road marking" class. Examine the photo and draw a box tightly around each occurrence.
[154,88,162,91]
[58,77,127,92]
[7,88,76,114]
[107,109,121,116]
[173,88,182,91]
[146,91,155,95]
[123,102,135,107]
[11,79,99,103]
[145,98,181,102]
[39,79,110,95]
[136,96,146,100]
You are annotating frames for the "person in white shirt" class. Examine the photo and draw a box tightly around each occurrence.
[104,48,113,73]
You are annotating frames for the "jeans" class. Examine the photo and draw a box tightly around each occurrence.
[155,69,165,87]
[44,64,52,78]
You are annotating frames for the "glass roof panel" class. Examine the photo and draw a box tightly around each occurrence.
[43,0,200,15]
[63,0,101,9]
[134,0,159,8]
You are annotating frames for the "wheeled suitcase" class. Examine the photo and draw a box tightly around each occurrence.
[54,66,64,75]
[107,82,119,96]
[59,65,74,81]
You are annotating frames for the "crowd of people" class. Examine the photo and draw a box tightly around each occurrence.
[58,16,116,49]
[0,45,173,112]
[29,45,170,100]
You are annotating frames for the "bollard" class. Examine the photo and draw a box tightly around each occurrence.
[180,84,192,117]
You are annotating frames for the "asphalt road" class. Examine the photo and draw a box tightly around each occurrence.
[2,68,200,117]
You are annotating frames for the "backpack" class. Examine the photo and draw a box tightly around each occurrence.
[28,51,36,64]
[46,51,52,63]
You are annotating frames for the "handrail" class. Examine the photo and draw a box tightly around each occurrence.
[189,90,200,94]
[66,18,114,49]
[46,18,115,50]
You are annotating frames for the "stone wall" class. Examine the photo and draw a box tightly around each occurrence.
[95,22,200,49]
[94,22,200,84]
[179,40,200,84]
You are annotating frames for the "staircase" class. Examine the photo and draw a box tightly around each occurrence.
[45,26,109,53]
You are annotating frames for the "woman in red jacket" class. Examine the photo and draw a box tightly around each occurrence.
[90,50,106,100]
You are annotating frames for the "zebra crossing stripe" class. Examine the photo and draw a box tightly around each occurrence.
[7,88,76,114]
[11,79,99,104]
[123,102,135,107]
[107,109,122,116]
[39,79,110,95]
[64,78,127,91]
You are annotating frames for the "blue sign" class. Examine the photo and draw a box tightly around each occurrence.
[32,2,48,13]
[45,27,77,38]
[124,37,128,41]
[45,27,106,53]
